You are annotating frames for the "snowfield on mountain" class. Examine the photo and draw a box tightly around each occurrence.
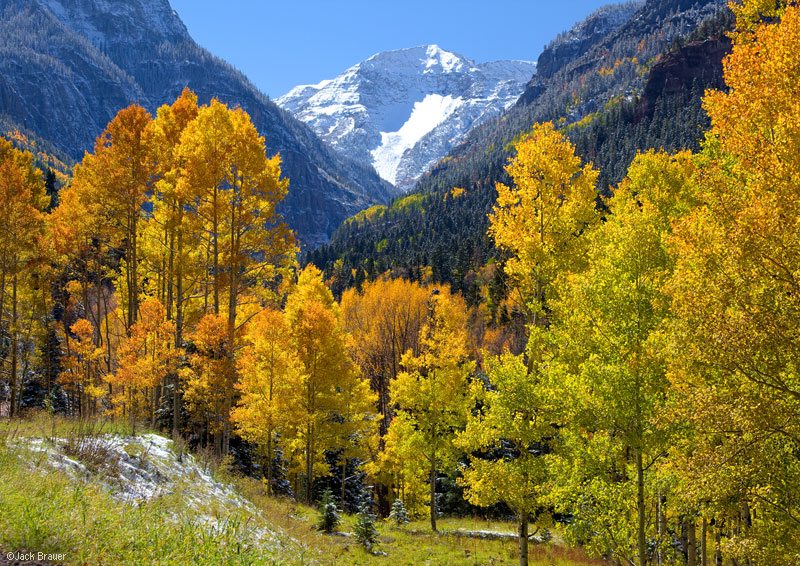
[277,45,536,190]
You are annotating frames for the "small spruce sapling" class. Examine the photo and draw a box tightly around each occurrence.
[317,488,341,533]
[388,498,410,525]
[353,501,379,551]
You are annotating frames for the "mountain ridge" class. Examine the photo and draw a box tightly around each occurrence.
[0,0,397,247]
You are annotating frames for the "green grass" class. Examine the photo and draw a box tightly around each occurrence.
[0,442,290,565]
[0,410,156,440]
[0,414,604,566]
[0,415,294,565]
[231,475,605,566]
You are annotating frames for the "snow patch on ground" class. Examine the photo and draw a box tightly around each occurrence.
[20,433,278,544]
[371,94,463,184]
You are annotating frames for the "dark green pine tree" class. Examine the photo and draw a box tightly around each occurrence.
[44,169,59,211]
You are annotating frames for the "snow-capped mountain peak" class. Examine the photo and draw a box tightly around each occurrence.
[277,45,536,190]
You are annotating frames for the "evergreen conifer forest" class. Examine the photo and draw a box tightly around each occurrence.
[1,1,799,565]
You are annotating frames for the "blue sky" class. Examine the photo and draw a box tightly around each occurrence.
[170,1,614,98]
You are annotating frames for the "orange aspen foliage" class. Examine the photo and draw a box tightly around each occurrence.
[181,313,235,454]
[340,277,429,436]
[69,104,155,332]
[0,137,49,417]
[110,298,178,430]
[59,318,105,418]
[666,3,800,561]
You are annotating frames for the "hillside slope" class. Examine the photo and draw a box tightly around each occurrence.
[0,421,601,565]
[0,0,397,247]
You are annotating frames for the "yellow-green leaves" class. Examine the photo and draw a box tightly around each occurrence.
[488,122,598,325]
[549,150,696,566]
[458,353,549,514]
[388,289,474,529]
[729,0,789,39]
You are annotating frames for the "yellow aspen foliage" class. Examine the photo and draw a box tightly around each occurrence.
[176,99,295,326]
[283,265,365,505]
[389,289,474,531]
[729,0,789,38]
[172,96,295,454]
[69,104,155,331]
[231,308,300,495]
[142,88,203,440]
[340,277,428,433]
[705,5,800,185]
[488,122,598,326]
[140,87,200,312]
[369,413,429,518]
[341,277,429,510]
[50,168,116,363]
[329,366,378,507]
[665,4,800,562]
[181,313,235,453]
[477,123,599,564]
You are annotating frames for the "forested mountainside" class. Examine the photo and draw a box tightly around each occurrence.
[277,45,537,191]
[307,0,731,297]
[533,1,643,80]
[0,0,397,247]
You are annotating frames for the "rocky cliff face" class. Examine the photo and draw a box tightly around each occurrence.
[517,0,725,109]
[0,0,397,247]
[516,2,642,107]
[0,1,144,160]
[277,46,536,192]
[634,35,731,121]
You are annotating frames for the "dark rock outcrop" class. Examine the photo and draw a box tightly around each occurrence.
[517,1,642,106]
[517,0,726,110]
[634,35,731,121]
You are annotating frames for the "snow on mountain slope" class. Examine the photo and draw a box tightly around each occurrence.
[277,45,536,191]
[37,0,188,47]
[370,93,462,182]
